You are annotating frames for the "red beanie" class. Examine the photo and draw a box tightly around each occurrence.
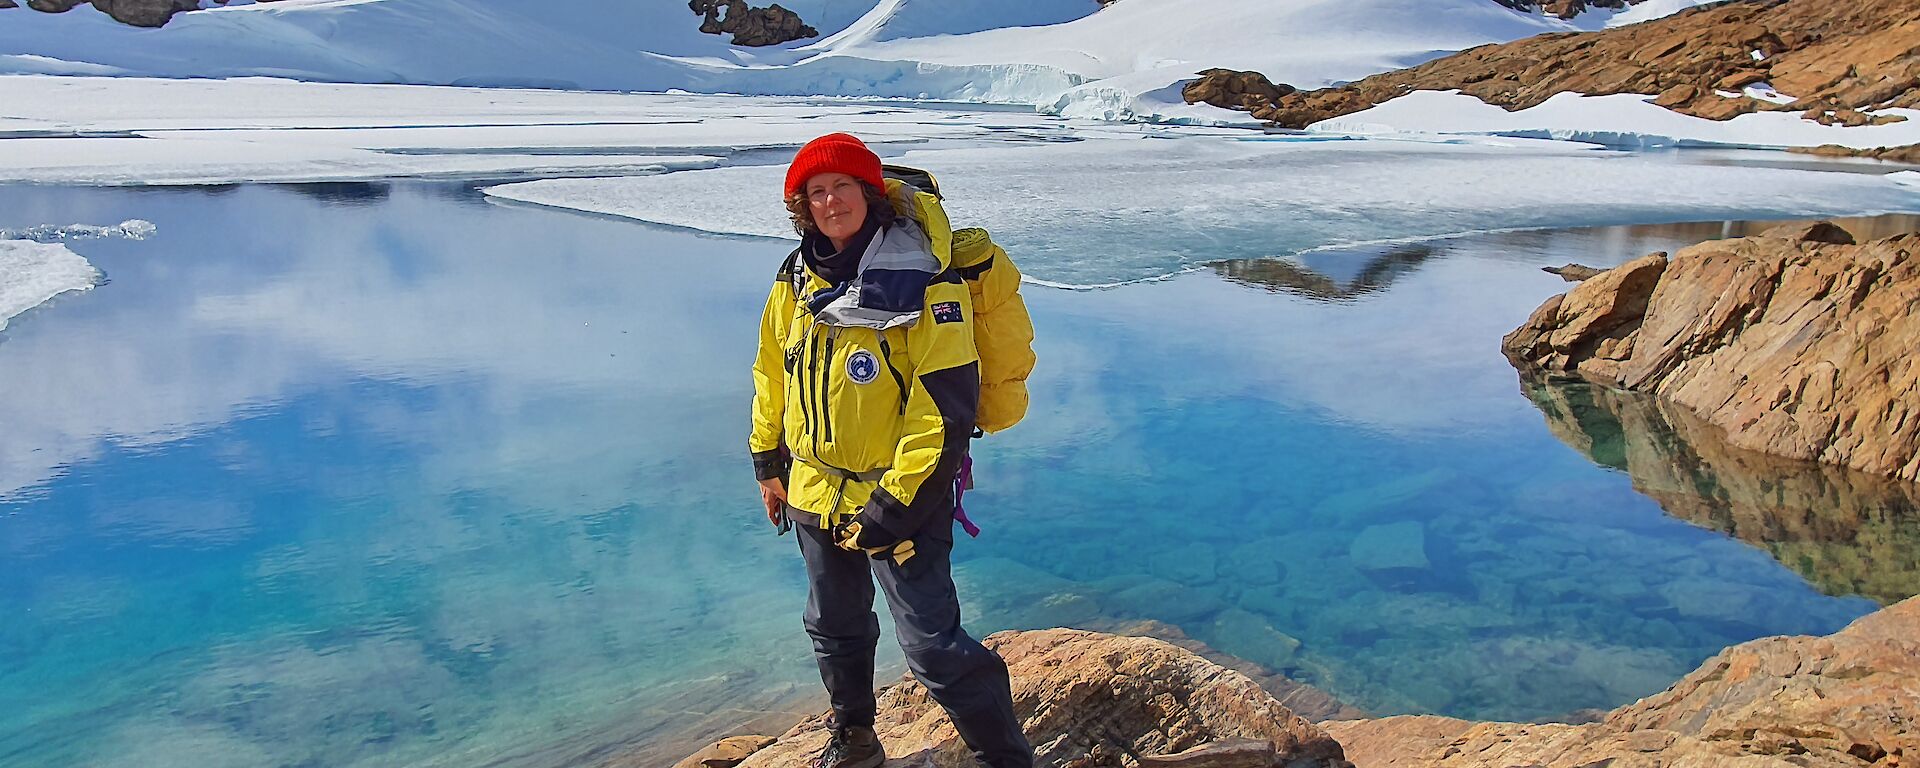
[785,133,886,198]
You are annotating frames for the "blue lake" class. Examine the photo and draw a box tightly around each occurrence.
[1,180,1913,767]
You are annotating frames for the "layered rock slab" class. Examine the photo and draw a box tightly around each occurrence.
[1502,223,1920,482]
[730,629,1349,767]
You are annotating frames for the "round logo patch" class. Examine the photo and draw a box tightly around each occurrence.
[847,350,879,384]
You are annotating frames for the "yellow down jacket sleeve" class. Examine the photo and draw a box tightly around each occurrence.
[748,276,795,480]
[865,277,980,538]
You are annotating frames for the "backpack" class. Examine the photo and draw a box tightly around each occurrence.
[881,164,1036,434]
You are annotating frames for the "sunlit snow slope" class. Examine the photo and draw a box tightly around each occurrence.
[1,0,1668,119]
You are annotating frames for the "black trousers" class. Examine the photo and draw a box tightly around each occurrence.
[796,516,1033,768]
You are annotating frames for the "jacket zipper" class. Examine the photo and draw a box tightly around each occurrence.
[878,335,907,415]
[820,327,837,445]
[798,324,811,449]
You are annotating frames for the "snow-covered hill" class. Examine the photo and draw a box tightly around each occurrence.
[0,0,1688,121]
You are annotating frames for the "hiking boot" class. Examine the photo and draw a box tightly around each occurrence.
[811,723,884,768]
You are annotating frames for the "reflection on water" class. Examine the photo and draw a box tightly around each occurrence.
[1523,375,1920,606]
[1212,244,1434,301]
[0,182,1903,767]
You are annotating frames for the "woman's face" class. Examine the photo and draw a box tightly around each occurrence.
[805,172,868,247]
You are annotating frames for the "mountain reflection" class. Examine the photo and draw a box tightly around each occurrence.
[1522,374,1920,605]
[1212,244,1435,301]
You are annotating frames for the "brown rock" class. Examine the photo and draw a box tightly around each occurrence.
[1501,252,1667,372]
[673,735,776,768]
[87,0,198,27]
[1183,69,1296,114]
[688,0,817,46]
[1650,83,1698,108]
[1543,263,1605,281]
[1714,69,1769,90]
[22,0,197,25]
[0,1,18,9]
[1504,224,1920,482]
[729,629,1349,768]
[1327,598,1920,768]
[1260,0,1920,128]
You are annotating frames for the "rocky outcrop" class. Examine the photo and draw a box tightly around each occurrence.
[1792,143,1920,165]
[1183,70,1297,115]
[20,0,202,27]
[1324,595,1920,768]
[1254,0,1920,128]
[1502,222,1920,482]
[1523,376,1920,605]
[688,0,817,47]
[716,629,1350,768]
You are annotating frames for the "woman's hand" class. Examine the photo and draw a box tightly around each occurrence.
[759,477,789,526]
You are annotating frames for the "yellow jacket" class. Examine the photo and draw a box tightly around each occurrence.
[750,180,978,537]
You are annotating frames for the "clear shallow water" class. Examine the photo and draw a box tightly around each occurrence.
[0,182,1907,767]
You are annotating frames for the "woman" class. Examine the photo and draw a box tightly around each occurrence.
[748,133,1033,768]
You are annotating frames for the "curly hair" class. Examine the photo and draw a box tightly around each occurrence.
[786,180,896,236]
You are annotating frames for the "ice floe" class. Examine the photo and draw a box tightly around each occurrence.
[0,219,156,242]
[0,240,101,333]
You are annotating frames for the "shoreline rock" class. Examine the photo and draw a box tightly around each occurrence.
[684,596,1920,767]
[721,629,1352,768]
[1502,221,1920,482]
[1791,143,1920,165]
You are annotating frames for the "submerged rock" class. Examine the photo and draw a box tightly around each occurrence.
[1503,222,1920,483]
[1324,596,1920,767]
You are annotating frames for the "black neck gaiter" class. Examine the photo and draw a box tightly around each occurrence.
[801,213,882,286]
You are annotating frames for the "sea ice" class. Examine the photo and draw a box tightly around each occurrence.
[0,240,101,332]
[485,134,1920,287]
[0,219,156,242]
[1312,91,1920,151]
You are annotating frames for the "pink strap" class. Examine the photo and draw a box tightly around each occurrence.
[953,454,980,538]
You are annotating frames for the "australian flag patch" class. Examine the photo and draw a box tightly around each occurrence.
[931,301,964,324]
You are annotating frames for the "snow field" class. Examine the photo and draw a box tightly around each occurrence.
[1,0,1681,126]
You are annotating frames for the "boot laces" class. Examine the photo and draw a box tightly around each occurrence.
[814,726,850,767]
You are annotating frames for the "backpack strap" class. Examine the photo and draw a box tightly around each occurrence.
[778,247,804,298]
